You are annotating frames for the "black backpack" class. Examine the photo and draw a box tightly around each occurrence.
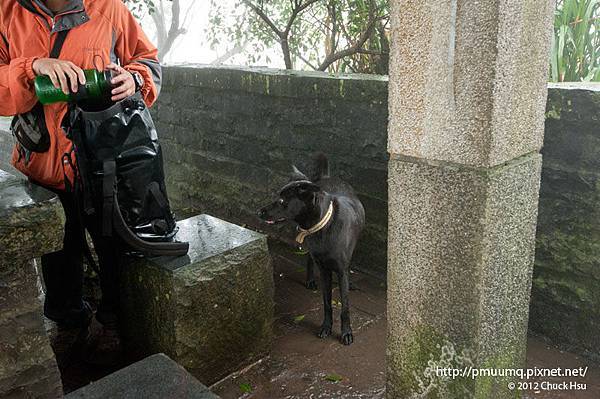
[63,94,189,257]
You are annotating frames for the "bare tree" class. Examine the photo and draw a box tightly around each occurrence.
[210,44,247,65]
[149,0,195,61]
[123,0,193,61]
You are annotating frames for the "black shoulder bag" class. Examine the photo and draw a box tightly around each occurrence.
[11,30,70,160]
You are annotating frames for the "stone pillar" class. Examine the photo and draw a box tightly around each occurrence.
[386,1,554,398]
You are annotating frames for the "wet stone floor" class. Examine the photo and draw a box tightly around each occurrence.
[45,240,600,398]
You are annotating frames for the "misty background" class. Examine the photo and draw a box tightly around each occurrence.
[134,0,287,68]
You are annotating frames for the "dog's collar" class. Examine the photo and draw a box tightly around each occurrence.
[296,201,334,245]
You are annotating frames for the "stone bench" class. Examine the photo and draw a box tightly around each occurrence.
[120,214,274,385]
[0,170,64,398]
[65,353,220,398]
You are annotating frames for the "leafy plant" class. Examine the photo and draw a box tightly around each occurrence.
[205,0,389,74]
[324,373,343,382]
[550,0,600,82]
[239,382,252,393]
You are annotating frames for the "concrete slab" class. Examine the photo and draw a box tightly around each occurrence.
[65,353,220,399]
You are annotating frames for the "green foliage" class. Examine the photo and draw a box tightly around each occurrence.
[122,0,156,19]
[293,314,306,323]
[550,0,600,82]
[205,0,389,74]
[324,373,343,382]
[239,382,252,393]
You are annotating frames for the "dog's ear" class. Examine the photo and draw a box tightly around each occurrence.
[291,165,309,181]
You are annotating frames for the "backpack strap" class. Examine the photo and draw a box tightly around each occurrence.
[102,160,116,236]
[50,29,69,59]
[112,192,189,257]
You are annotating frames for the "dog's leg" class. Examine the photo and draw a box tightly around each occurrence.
[318,267,333,338]
[339,270,353,345]
[305,256,317,290]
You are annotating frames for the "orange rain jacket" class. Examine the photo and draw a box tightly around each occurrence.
[0,0,161,190]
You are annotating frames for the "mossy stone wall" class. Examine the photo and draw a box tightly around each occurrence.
[531,83,600,360]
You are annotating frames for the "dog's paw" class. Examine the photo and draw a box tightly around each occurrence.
[341,331,354,345]
[305,279,318,290]
[318,325,332,338]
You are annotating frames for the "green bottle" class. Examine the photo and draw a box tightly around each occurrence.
[35,69,114,105]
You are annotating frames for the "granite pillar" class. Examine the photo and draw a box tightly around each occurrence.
[386,1,555,397]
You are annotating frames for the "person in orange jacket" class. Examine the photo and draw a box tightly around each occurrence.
[0,0,161,363]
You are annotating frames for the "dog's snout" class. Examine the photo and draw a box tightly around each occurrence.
[257,208,266,218]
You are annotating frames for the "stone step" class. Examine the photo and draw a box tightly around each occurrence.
[0,169,64,398]
[120,214,274,385]
[65,353,220,398]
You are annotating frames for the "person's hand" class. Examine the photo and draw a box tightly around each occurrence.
[32,58,86,95]
[106,63,136,102]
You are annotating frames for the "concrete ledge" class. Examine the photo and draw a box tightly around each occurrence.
[65,353,220,398]
[120,214,274,385]
[160,64,388,102]
[0,170,64,399]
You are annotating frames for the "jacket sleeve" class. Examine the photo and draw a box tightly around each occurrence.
[114,1,162,107]
[0,29,38,116]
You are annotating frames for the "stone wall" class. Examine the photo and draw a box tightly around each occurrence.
[0,67,598,358]
[153,66,389,278]
[531,83,600,360]
[0,170,64,398]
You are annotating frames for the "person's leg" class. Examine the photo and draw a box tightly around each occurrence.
[82,218,124,366]
[88,232,121,326]
[42,191,92,328]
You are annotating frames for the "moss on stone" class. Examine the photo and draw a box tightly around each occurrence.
[389,325,524,399]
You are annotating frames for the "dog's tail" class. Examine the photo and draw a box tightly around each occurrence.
[310,152,330,181]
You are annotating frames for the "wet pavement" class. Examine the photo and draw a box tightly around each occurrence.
[46,239,600,398]
[210,241,600,399]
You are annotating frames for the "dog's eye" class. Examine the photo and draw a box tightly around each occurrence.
[278,198,284,205]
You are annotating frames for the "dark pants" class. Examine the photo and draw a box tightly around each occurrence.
[54,190,121,324]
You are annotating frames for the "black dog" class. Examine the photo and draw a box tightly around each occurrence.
[258,154,365,345]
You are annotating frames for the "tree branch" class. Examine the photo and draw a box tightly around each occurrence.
[357,48,387,56]
[243,0,284,38]
[284,0,319,35]
[158,0,186,61]
[210,43,247,65]
[327,1,338,56]
[317,1,384,71]
[291,48,319,70]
